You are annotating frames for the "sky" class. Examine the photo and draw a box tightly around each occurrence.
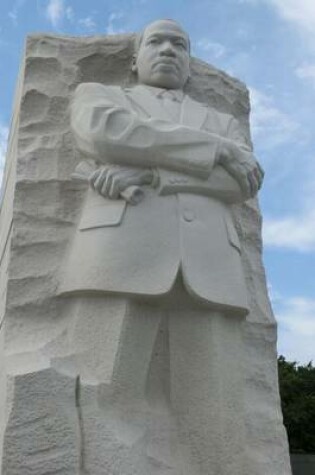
[0,0,314,364]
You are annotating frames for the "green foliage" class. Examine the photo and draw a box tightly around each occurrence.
[278,355,315,453]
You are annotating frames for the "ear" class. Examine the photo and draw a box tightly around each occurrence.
[131,54,137,73]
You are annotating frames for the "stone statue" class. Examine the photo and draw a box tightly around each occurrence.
[0,18,292,475]
[58,19,263,475]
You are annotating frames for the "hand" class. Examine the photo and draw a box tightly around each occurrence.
[89,165,154,199]
[218,145,264,198]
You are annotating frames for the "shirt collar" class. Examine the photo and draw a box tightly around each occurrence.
[134,84,185,103]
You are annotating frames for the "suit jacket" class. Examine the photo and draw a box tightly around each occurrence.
[59,83,254,315]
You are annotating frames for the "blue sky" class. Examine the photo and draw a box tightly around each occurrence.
[0,0,314,363]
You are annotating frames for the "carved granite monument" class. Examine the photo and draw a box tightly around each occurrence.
[0,19,292,475]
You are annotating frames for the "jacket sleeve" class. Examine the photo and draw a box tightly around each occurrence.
[157,166,245,204]
[157,115,257,203]
[226,116,253,153]
[71,83,226,179]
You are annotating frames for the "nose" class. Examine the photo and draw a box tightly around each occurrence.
[159,41,176,56]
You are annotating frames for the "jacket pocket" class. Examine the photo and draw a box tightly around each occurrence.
[224,215,241,254]
[79,200,126,231]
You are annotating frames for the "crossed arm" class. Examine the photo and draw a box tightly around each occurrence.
[71,83,263,203]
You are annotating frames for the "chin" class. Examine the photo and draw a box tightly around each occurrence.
[149,74,183,90]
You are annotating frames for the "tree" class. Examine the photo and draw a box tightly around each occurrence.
[278,356,315,453]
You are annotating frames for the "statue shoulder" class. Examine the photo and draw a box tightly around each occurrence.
[74,83,125,100]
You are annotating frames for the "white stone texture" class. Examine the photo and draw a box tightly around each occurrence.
[0,33,292,474]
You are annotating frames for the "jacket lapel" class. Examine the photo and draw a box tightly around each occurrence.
[126,85,172,121]
[126,85,209,130]
[180,94,208,129]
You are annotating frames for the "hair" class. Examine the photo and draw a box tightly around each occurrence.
[134,19,191,53]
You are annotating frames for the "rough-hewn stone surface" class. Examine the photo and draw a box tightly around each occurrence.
[0,33,292,474]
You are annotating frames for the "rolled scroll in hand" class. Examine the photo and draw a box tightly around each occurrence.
[71,160,144,205]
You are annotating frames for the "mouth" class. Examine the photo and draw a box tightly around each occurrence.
[153,60,179,71]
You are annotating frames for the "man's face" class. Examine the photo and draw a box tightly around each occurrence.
[134,20,190,90]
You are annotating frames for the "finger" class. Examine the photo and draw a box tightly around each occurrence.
[232,165,252,197]
[108,176,123,199]
[108,170,140,194]
[247,171,259,197]
[252,167,261,183]
[258,171,264,189]
[232,169,251,197]
[224,162,252,198]
[256,161,265,179]
[241,176,252,198]
[90,166,110,187]
[89,169,102,188]
[101,169,118,196]
[254,163,264,189]
[94,168,108,192]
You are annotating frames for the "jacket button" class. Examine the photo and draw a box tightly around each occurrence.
[183,209,195,222]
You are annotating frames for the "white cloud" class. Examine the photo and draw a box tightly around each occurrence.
[267,0,315,35]
[45,0,65,28]
[65,6,74,22]
[295,63,315,88]
[78,16,97,32]
[196,39,226,59]
[0,124,9,191]
[8,11,18,26]
[241,0,315,44]
[105,12,125,35]
[262,135,315,253]
[263,209,315,252]
[276,296,315,363]
[8,0,26,26]
[249,88,299,150]
[267,281,282,305]
[240,0,315,32]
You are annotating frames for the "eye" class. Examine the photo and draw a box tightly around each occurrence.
[174,41,187,49]
[147,37,160,45]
